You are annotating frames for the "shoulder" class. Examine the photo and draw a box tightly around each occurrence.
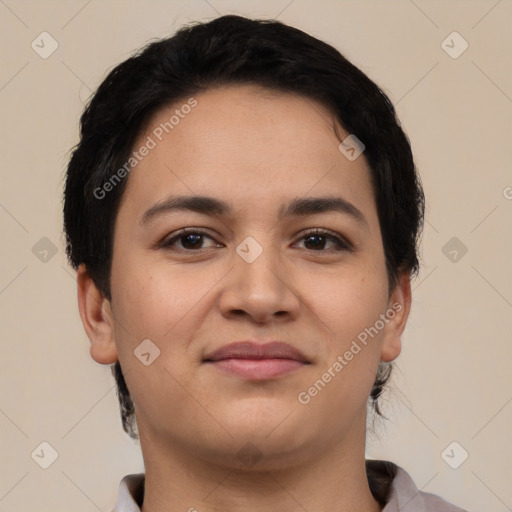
[366,460,468,512]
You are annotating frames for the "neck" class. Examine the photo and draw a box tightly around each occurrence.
[139,418,382,512]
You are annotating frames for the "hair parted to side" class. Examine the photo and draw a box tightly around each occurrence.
[63,14,424,439]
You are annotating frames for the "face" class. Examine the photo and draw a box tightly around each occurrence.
[82,84,410,470]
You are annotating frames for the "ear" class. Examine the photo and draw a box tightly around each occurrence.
[380,270,412,363]
[76,264,118,365]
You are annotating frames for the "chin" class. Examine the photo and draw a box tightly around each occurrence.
[202,434,316,473]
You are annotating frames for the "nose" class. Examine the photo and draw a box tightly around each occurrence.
[218,240,301,324]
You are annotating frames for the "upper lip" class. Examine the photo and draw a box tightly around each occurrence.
[203,341,309,363]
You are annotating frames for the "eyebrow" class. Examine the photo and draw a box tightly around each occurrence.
[140,194,369,229]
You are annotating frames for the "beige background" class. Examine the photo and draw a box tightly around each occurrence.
[1,0,511,510]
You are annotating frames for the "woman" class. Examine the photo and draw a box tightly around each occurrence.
[63,14,467,512]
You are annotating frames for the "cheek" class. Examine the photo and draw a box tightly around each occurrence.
[308,266,389,338]
[302,264,388,397]
[108,259,210,421]
[110,256,221,351]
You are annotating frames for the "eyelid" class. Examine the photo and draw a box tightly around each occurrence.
[157,226,354,253]
[158,227,221,250]
[294,228,354,251]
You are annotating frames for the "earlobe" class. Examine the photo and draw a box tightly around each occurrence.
[76,264,118,365]
[380,271,412,363]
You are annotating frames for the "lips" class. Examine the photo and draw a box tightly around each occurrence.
[203,341,309,380]
[203,341,308,363]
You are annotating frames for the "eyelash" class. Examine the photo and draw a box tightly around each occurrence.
[159,227,353,253]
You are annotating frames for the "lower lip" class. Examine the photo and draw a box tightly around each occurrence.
[207,358,304,380]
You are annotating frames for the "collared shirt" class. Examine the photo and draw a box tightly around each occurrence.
[111,460,468,512]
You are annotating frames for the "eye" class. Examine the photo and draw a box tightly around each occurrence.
[158,228,353,253]
[160,228,221,251]
[294,229,352,252]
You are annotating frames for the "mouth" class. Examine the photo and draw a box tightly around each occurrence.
[203,341,310,380]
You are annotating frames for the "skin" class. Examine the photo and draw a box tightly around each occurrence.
[77,84,411,512]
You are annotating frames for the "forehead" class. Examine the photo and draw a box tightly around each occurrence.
[117,84,376,224]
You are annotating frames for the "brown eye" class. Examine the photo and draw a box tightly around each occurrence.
[161,229,220,251]
[295,229,352,252]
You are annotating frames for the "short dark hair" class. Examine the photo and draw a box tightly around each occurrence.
[63,14,424,439]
